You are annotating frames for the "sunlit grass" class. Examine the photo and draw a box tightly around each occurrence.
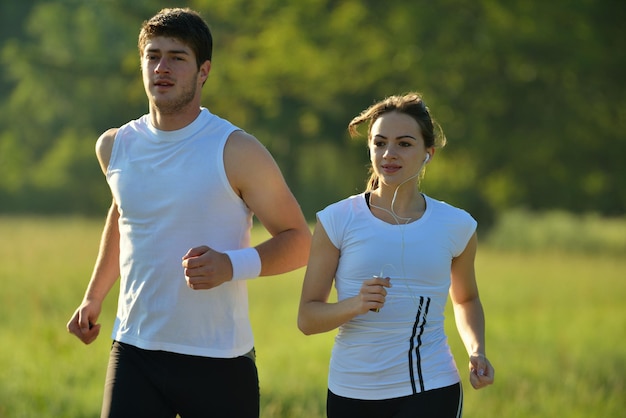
[0,216,624,417]
[455,249,626,417]
[486,209,626,255]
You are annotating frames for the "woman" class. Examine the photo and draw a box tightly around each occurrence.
[298,92,494,417]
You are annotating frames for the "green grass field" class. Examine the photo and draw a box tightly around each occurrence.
[0,216,624,417]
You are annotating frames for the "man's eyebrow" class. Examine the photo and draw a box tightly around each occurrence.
[145,48,190,55]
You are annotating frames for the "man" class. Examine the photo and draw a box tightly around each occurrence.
[67,8,311,418]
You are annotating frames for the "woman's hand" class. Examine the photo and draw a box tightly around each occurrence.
[468,353,495,389]
[358,276,392,314]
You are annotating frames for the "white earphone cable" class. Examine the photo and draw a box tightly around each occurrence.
[369,156,429,308]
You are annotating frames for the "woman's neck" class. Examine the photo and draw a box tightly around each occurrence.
[369,186,426,224]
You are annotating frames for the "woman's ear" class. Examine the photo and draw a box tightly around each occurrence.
[425,147,436,163]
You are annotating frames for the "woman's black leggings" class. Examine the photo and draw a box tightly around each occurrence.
[327,382,463,418]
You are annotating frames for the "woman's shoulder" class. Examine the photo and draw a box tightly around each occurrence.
[320,193,365,214]
[424,194,476,224]
[317,193,367,230]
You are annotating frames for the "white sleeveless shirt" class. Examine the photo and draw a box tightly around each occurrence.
[107,108,255,358]
[318,193,477,399]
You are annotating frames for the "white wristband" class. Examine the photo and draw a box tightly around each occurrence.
[224,247,261,281]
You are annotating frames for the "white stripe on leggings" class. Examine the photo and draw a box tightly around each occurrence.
[456,382,464,417]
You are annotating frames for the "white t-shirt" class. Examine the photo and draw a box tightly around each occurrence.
[318,193,477,399]
[107,108,255,358]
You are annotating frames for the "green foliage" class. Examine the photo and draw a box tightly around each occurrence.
[0,0,624,221]
[0,217,624,417]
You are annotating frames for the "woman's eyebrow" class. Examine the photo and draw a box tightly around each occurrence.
[373,134,417,140]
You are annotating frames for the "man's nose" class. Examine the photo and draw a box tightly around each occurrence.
[155,57,170,73]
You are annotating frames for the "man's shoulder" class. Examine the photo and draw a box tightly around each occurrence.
[95,128,120,173]
[224,129,269,160]
[99,127,119,140]
[96,127,118,151]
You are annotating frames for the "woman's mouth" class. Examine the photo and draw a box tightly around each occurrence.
[381,164,401,174]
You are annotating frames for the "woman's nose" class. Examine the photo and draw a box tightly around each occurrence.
[382,145,396,159]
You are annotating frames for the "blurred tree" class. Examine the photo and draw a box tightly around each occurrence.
[0,0,623,224]
[0,0,148,213]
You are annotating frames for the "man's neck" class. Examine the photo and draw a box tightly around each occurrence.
[149,105,202,131]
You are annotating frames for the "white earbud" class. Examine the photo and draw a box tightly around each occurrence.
[424,153,430,163]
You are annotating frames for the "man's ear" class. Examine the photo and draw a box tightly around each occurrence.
[199,60,211,83]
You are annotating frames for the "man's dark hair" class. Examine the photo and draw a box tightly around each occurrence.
[138,8,213,68]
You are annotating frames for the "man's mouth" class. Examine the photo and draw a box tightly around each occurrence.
[154,79,174,87]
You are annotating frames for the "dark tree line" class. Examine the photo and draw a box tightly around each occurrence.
[1,0,624,227]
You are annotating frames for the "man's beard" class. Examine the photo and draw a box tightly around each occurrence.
[152,79,198,115]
